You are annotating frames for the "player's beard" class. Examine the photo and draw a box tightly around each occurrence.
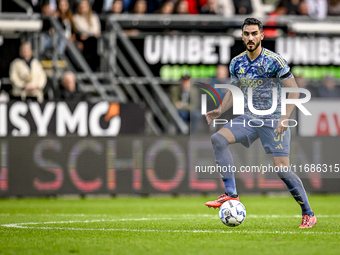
[243,40,261,52]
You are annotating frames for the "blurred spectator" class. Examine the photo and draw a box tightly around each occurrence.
[123,0,147,36]
[316,75,340,98]
[251,0,275,16]
[120,0,133,12]
[200,0,220,14]
[283,0,303,14]
[40,2,61,57]
[73,0,101,71]
[73,0,101,37]
[92,0,125,13]
[200,0,235,15]
[187,0,206,14]
[110,0,125,13]
[328,0,340,15]
[170,74,200,133]
[298,0,309,14]
[207,65,229,109]
[233,0,253,14]
[305,0,328,19]
[215,64,229,79]
[264,1,287,38]
[213,0,235,16]
[105,0,113,12]
[295,75,316,98]
[208,65,235,130]
[271,1,288,15]
[55,0,76,53]
[269,0,309,15]
[56,71,88,101]
[129,0,148,13]
[9,42,47,103]
[157,0,175,14]
[175,0,190,14]
[148,0,164,13]
[43,0,58,12]
[214,64,229,96]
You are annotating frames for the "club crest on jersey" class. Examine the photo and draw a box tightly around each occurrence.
[257,66,265,75]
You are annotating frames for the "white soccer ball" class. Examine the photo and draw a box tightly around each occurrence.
[219,200,246,227]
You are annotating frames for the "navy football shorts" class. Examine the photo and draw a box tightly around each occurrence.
[223,115,291,157]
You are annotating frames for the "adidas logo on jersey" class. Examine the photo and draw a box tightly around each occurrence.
[238,68,245,74]
[275,144,283,149]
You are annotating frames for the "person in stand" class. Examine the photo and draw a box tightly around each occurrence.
[55,0,76,54]
[56,71,88,101]
[73,0,101,71]
[171,74,200,133]
[9,42,47,103]
[316,74,340,98]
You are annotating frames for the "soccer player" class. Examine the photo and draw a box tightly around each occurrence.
[205,18,317,228]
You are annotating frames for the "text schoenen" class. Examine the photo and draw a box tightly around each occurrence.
[299,214,317,228]
[205,194,240,208]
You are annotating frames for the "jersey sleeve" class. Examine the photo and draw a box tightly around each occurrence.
[274,54,293,81]
[229,58,240,86]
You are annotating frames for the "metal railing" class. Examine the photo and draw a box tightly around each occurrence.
[48,16,127,103]
[7,0,33,16]
[107,14,340,35]
[106,17,189,134]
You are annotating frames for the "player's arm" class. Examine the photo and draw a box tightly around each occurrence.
[220,89,234,113]
[206,60,239,125]
[205,87,235,125]
[277,75,300,135]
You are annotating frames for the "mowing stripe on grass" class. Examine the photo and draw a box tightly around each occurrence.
[1,225,340,235]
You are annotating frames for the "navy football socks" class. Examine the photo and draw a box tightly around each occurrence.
[277,170,314,216]
[211,133,237,196]
[211,132,313,215]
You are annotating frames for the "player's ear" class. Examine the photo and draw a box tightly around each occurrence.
[261,31,264,40]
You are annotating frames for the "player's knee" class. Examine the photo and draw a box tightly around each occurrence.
[273,156,290,169]
[211,133,229,151]
[276,162,289,169]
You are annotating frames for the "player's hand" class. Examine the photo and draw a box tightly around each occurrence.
[205,108,222,125]
[276,116,289,135]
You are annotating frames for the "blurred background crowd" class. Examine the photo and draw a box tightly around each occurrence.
[4,0,340,17]
[0,0,340,135]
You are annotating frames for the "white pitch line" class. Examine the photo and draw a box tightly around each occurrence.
[2,217,340,235]
[1,225,340,235]
[1,218,176,228]
[1,214,340,236]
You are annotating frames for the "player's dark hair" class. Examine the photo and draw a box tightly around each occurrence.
[241,18,263,32]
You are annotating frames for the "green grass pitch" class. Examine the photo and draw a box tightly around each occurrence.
[0,195,339,255]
